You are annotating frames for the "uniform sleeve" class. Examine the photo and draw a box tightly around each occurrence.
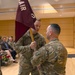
[31,46,48,66]
[15,36,31,54]
[39,35,46,47]
[31,44,57,66]
[41,37,46,47]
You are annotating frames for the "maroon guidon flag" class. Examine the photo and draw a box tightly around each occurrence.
[15,0,36,42]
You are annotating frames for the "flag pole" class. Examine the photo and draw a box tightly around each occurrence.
[30,28,34,42]
[30,28,42,75]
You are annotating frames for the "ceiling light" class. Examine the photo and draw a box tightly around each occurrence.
[54,0,59,2]
[60,15,62,17]
[8,9,15,11]
[60,5,63,8]
[33,3,57,13]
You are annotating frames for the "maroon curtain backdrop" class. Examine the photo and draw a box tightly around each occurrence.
[15,0,36,42]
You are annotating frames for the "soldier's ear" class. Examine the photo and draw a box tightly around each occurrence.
[49,32,51,36]
[49,30,52,36]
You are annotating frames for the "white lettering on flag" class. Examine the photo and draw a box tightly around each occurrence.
[19,1,27,11]
[31,13,36,18]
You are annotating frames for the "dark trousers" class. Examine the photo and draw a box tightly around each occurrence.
[11,50,17,59]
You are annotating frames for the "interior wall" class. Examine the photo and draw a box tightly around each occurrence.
[40,18,74,48]
[0,17,74,48]
[0,20,15,39]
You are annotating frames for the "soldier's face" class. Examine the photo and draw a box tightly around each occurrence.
[34,20,41,32]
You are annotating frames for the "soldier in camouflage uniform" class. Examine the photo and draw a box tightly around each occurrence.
[15,19,46,75]
[31,24,68,75]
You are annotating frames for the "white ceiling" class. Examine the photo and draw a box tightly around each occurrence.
[30,0,75,5]
[47,0,75,4]
[0,0,75,20]
[0,0,18,8]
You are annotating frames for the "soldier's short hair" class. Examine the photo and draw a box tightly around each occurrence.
[50,23,61,35]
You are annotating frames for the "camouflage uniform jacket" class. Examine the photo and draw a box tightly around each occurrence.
[31,38,68,75]
[15,31,46,64]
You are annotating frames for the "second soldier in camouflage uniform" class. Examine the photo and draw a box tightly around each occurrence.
[15,20,46,75]
[31,24,68,75]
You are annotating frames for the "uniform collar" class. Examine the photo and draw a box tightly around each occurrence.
[50,38,59,42]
